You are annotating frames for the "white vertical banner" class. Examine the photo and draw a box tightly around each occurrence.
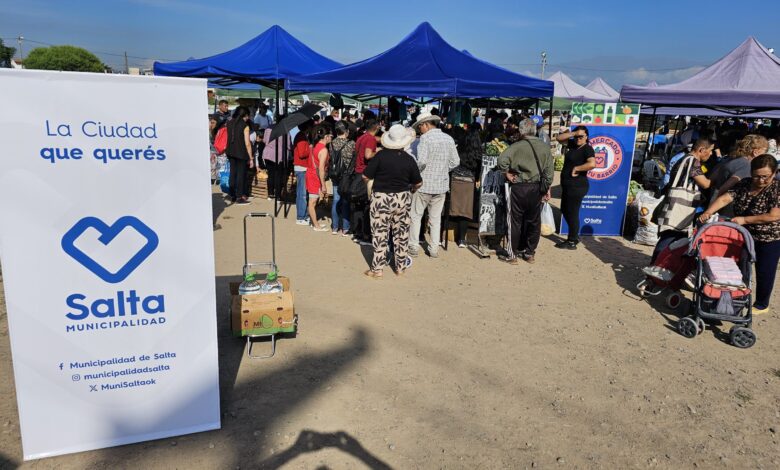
[0,70,220,460]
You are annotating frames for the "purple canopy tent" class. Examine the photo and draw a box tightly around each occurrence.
[620,37,780,113]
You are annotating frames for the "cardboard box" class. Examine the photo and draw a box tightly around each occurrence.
[230,276,296,337]
[443,221,480,243]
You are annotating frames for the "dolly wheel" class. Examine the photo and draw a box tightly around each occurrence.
[666,291,683,310]
[677,317,698,339]
[730,327,757,349]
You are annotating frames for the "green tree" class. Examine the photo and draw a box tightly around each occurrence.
[24,45,105,73]
[0,39,16,68]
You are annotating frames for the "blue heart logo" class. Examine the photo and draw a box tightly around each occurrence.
[61,216,159,284]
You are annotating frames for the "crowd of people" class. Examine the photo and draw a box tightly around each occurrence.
[207,100,565,277]
[208,98,780,314]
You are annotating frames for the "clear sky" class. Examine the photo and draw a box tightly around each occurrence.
[2,0,779,88]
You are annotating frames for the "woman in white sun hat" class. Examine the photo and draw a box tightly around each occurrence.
[361,124,423,279]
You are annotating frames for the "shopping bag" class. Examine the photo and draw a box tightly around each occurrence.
[540,202,555,236]
[633,190,662,246]
[219,159,231,194]
[655,156,701,232]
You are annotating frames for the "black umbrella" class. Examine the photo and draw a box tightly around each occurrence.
[268,103,322,141]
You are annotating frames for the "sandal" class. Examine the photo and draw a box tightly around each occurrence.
[364,269,383,280]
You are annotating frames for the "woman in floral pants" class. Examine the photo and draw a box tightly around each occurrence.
[362,125,423,279]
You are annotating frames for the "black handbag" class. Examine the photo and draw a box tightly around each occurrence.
[348,173,367,201]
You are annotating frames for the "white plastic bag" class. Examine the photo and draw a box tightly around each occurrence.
[633,190,661,246]
[540,202,555,236]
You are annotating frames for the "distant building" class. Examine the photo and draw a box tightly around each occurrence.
[11,59,23,69]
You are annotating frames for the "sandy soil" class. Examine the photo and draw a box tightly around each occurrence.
[1,183,780,469]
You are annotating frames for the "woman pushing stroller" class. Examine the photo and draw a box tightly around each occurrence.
[700,154,780,315]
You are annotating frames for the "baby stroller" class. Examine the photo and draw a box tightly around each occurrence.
[677,221,757,348]
[637,234,695,310]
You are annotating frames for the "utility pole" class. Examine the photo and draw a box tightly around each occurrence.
[17,36,24,68]
[124,51,129,74]
[540,51,547,79]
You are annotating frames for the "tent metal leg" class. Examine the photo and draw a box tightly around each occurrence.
[548,99,553,136]
[274,83,281,217]
[644,108,657,163]
[283,88,291,218]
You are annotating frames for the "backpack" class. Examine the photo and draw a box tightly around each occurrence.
[328,142,349,183]
[214,127,228,154]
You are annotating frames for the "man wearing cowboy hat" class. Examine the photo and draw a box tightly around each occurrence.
[361,125,423,278]
[409,112,460,258]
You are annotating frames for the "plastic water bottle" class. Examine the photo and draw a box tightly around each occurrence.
[260,270,283,294]
[238,273,262,295]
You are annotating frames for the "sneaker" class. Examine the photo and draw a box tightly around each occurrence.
[409,245,420,257]
[522,253,536,264]
[296,219,308,226]
[429,250,439,258]
[499,255,520,265]
[331,229,339,235]
[342,231,351,237]
[457,240,466,248]
[684,273,696,291]
[235,198,250,206]
[564,242,577,250]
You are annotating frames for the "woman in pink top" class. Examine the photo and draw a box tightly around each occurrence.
[262,125,291,200]
[306,125,332,231]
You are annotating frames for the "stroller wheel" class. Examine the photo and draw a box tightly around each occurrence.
[665,291,683,310]
[677,316,698,339]
[730,327,757,349]
[696,318,705,335]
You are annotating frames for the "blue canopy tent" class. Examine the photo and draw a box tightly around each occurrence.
[153,25,341,88]
[287,22,553,100]
[155,25,342,217]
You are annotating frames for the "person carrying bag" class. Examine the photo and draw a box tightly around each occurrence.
[654,155,702,233]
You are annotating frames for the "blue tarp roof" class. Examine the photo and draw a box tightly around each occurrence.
[153,25,341,86]
[287,22,553,99]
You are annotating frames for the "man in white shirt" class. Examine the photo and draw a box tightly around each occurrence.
[409,112,460,258]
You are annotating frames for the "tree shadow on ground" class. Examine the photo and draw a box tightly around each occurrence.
[580,236,653,298]
[61,274,385,469]
[581,236,695,330]
[0,452,18,470]
[259,429,392,469]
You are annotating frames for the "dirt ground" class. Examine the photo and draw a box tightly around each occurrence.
[1,183,780,469]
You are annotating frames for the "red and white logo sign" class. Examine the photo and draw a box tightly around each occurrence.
[587,136,623,181]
